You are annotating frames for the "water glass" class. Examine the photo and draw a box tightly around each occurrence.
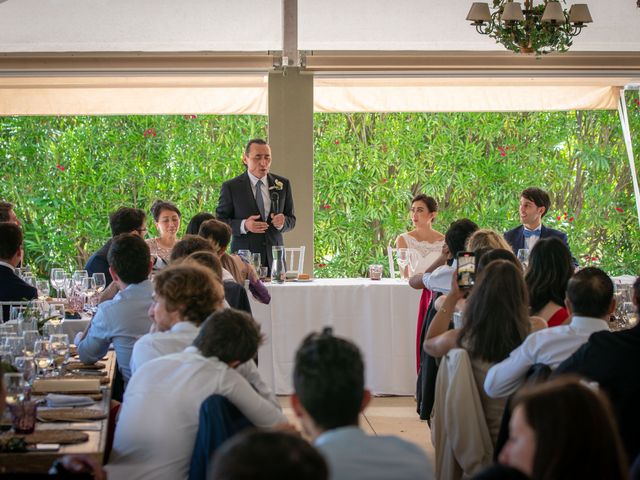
[93,272,106,294]
[251,253,262,270]
[14,356,37,386]
[3,335,26,362]
[36,279,51,300]
[369,264,383,280]
[517,249,530,269]
[237,249,252,263]
[395,248,410,280]
[258,266,268,280]
[22,330,41,357]
[9,400,37,434]
[3,373,26,406]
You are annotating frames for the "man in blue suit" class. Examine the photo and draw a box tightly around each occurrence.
[0,222,37,321]
[216,139,296,272]
[504,187,575,265]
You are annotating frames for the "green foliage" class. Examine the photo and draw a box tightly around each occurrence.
[1,96,639,279]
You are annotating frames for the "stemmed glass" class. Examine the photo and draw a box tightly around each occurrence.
[516,249,530,269]
[395,248,410,280]
[237,250,252,263]
[50,268,65,301]
[46,304,65,336]
[3,335,26,364]
[14,356,37,387]
[72,270,88,289]
[81,276,96,309]
[49,334,70,376]
[36,280,51,300]
[92,273,106,295]
[22,330,41,357]
[33,339,54,377]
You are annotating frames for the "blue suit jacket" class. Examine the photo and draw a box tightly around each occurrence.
[504,224,577,266]
[216,171,295,269]
[0,264,38,322]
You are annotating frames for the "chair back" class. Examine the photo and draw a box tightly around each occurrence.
[188,394,254,480]
[284,246,305,275]
[0,301,32,323]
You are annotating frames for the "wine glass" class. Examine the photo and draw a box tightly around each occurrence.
[251,253,262,271]
[92,272,106,294]
[49,334,70,376]
[50,268,65,301]
[36,279,51,300]
[14,356,37,387]
[516,249,530,269]
[22,330,40,357]
[237,249,252,263]
[3,373,26,406]
[72,270,88,289]
[33,339,53,377]
[395,248,410,280]
[3,335,26,363]
[81,276,96,308]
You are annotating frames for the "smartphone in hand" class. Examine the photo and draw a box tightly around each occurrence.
[456,251,476,290]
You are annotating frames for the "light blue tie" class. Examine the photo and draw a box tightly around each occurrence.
[255,180,266,221]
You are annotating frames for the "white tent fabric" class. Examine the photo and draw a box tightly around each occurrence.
[0,75,269,115]
[618,89,640,227]
[314,77,620,113]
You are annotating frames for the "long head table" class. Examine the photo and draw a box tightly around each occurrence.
[250,278,422,395]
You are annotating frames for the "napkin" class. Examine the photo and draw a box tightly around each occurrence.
[45,394,95,408]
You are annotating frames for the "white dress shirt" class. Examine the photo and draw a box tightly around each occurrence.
[108,347,286,480]
[240,171,271,234]
[523,226,541,251]
[130,321,199,375]
[484,315,609,398]
[423,261,456,294]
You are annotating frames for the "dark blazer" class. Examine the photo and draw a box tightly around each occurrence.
[504,224,577,266]
[0,264,38,322]
[554,324,640,464]
[85,239,113,286]
[216,171,295,270]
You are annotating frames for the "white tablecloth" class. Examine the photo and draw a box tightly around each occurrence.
[250,278,422,395]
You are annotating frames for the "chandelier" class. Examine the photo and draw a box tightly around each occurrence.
[466,1,593,56]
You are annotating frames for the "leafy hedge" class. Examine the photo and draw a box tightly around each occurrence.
[1,97,639,278]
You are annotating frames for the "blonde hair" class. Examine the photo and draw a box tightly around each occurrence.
[466,229,512,252]
[153,262,224,325]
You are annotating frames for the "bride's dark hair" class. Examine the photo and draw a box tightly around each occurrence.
[411,194,438,213]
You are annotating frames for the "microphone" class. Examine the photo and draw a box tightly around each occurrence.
[270,191,281,215]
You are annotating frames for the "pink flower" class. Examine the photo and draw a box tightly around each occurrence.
[635,99,640,107]
[334,140,340,145]
[317,263,327,268]
[182,114,197,120]
[56,164,65,171]
[320,205,331,210]
[143,128,157,138]
[381,178,388,184]
[615,207,624,213]
[556,216,561,220]
[569,217,574,222]
[498,146,506,157]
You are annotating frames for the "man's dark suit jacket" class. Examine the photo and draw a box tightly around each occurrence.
[554,324,640,464]
[216,172,295,270]
[504,224,578,266]
[0,264,38,322]
[85,239,113,286]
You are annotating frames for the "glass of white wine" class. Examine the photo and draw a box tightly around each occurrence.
[49,333,70,376]
[3,373,26,406]
[33,339,54,377]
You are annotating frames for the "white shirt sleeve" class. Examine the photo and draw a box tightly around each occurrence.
[129,334,157,375]
[484,340,536,399]
[236,360,280,410]
[426,264,455,294]
[219,367,288,427]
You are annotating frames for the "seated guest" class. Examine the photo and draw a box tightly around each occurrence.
[476,248,520,273]
[169,236,251,313]
[185,212,215,235]
[484,267,613,399]
[129,262,224,374]
[525,237,573,326]
[0,201,20,225]
[77,234,153,383]
[85,206,147,287]
[498,377,628,480]
[504,187,576,264]
[199,219,270,304]
[210,430,328,480]
[0,223,37,321]
[108,309,287,480]
[411,218,478,294]
[146,199,181,268]
[292,328,434,480]
[467,229,513,252]
[554,276,640,464]
[424,260,530,443]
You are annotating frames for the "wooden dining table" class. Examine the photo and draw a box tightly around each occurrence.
[0,350,116,474]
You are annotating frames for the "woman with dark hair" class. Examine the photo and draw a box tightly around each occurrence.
[185,212,215,235]
[525,237,573,327]
[396,194,445,372]
[146,200,181,267]
[499,376,628,480]
[425,260,530,443]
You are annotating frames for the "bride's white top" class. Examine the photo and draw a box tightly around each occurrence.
[398,233,445,276]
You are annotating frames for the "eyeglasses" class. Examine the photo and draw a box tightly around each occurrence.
[135,227,149,236]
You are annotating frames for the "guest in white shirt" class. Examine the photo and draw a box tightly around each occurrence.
[108,308,287,480]
[485,267,615,399]
[291,328,434,480]
[130,261,225,374]
[77,233,154,382]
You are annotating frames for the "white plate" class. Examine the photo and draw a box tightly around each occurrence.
[294,278,313,283]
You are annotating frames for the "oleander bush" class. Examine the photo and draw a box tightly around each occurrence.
[1,95,639,278]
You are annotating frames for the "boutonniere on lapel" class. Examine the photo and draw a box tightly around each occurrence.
[269,179,284,191]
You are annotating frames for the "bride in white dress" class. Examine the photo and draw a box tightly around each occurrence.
[395,194,445,277]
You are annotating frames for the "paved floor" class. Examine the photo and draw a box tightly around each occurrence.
[278,395,435,464]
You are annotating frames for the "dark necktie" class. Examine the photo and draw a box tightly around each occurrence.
[255,180,266,221]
